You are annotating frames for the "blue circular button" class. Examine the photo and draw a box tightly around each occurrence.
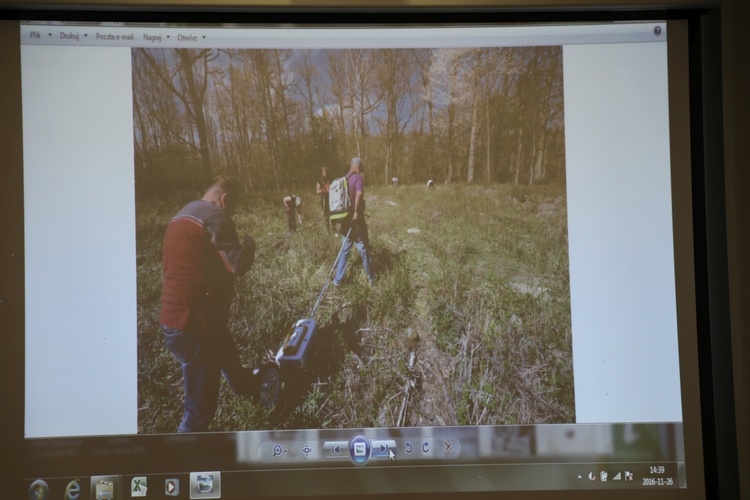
[349,435,372,465]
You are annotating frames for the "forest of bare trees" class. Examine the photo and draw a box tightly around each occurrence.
[132,45,565,197]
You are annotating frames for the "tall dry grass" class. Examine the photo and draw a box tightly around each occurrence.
[137,182,573,433]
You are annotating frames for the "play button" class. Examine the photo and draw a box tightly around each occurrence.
[165,479,179,496]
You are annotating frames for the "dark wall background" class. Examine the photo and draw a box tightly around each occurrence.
[721,0,749,497]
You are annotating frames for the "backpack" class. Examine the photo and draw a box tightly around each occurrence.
[328,176,350,220]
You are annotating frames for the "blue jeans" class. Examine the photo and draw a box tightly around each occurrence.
[334,220,374,285]
[162,325,253,432]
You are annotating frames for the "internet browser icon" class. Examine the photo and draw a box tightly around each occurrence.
[64,479,82,500]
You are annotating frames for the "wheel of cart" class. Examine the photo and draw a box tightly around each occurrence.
[256,361,282,409]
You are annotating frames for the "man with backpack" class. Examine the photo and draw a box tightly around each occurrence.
[333,157,375,286]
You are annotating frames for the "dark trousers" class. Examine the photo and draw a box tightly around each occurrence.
[320,194,331,231]
[163,325,253,432]
[286,209,297,232]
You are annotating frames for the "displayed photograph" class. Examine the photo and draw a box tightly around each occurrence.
[134,44,573,433]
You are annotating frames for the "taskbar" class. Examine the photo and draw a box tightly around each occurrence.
[25,423,687,497]
[27,461,685,499]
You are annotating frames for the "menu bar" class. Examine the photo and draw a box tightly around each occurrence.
[20,22,667,49]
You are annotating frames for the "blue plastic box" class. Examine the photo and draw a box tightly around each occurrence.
[278,318,318,370]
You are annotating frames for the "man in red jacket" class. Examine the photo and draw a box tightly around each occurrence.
[160,175,256,432]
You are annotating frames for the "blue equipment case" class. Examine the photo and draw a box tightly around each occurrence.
[278,318,318,370]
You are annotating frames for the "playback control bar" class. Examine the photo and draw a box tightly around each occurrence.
[258,435,461,465]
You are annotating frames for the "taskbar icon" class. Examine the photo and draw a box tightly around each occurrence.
[165,478,180,496]
[189,471,221,499]
[131,476,147,497]
[91,475,120,500]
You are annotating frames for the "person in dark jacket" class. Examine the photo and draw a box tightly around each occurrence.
[283,194,303,233]
[160,175,256,432]
[316,167,331,232]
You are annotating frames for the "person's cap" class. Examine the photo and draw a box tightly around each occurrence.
[351,157,362,166]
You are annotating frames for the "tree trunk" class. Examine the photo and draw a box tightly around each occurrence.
[178,49,213,184]
[468,88,479,183]
[514,127,523,185]
[485,82,491,184]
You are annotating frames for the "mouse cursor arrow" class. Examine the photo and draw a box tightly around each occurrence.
[389,449,395,460]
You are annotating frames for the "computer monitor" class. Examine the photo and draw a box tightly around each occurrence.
[0,3,726,499]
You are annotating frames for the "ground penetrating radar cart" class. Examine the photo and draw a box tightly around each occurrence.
[254,228,352,409]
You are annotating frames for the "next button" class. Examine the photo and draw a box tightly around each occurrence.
[371,440,397,459]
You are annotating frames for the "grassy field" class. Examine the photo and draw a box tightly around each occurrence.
[137,182,574,433]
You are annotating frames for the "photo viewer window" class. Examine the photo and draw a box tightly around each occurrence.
[14,14,707,500]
